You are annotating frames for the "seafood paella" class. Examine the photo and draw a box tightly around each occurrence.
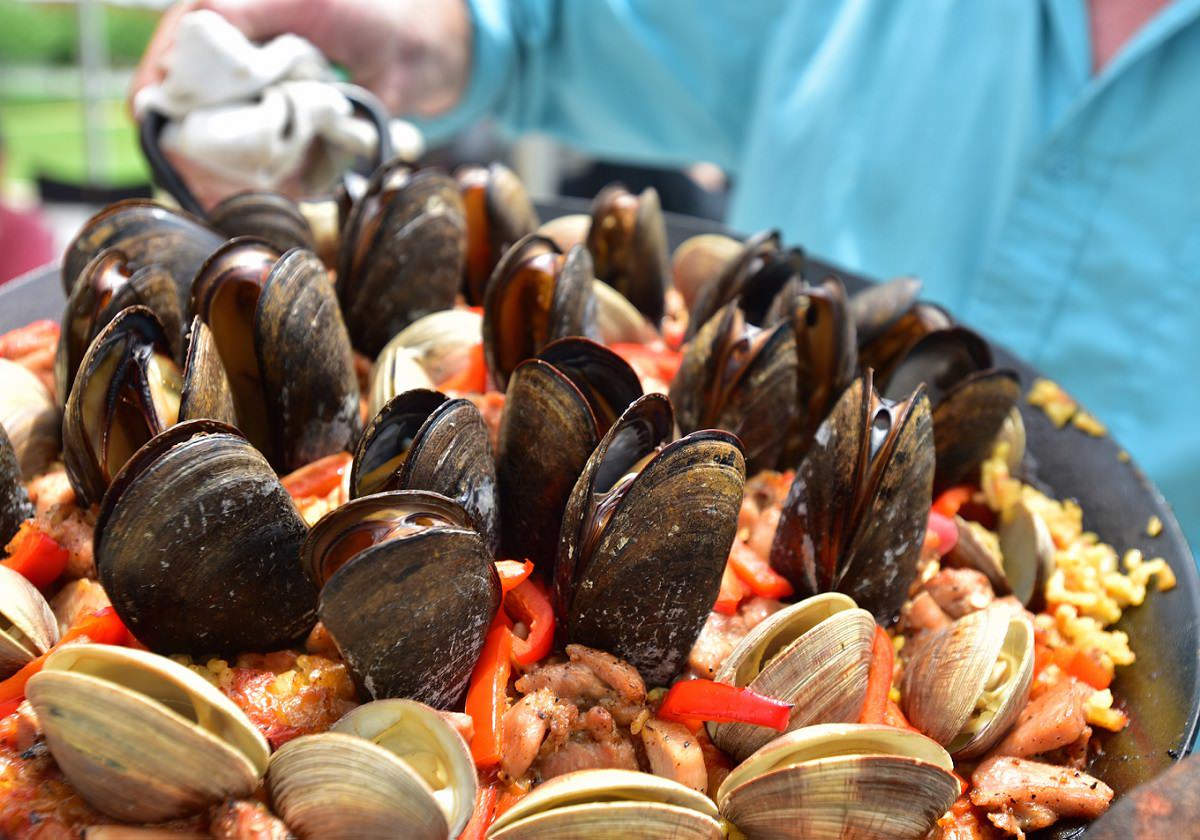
[0,162,1179,839]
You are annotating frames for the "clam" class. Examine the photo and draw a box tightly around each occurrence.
[769,373,935,623]
[716,724,959,840]
[25,644,269,822]
[671,233,743,310]
[351,389,499,552]
[997,497,1056,608]
[337,160,466,356]
[0,358,58,479]
[707,593,875,760]
[300,490,500,705]
[686,230,804,341]
[207,191,317,255]
[537,213,591,254]
[0,563,58,677]
[268,699,476,840]
[901,605,1034,757]
[482,233,597,390]
[457,162,539,304]
[487,769,722,840]
[192,238,360,472]
[496,337,642,570]
[96,420,317,653]
[555,394,745,685]
[586,184,669,323]
[370,309,482,414]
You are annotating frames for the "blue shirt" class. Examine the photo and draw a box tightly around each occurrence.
[420,0,1200,553]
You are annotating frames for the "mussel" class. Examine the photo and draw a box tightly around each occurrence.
[685,230,804,341]
[586,184,669,323]
[0,358,59,479]
[457,162,539,305]
[370,309,482,415]
[482,233,596,390]
[496,338,643,570]
[848,275,923,349]
[208,191,317,254]
[351,389,499,552]
[671,233,743,311]
[770,373,935,623]
[555,394,746,685]
[300,490,500,706]
[337,160,466,356]
[26,644,269,822]
[96,420,317,653]
[192,238,360,472]
[268,699,477,840]
[0,426,33,547]
[0,563,57,677]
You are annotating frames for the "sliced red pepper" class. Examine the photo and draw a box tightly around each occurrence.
[859,624,895,724]
[0,607,132,705]
[440,343,488,394]
[0,320,59,359]
[714,563,747,615]
[882,698,920,732]
[728,541,794,600]
[926,511,958,558]
[464,616,513,767]
[932,486,975,518]
[495,560,534,595]
[506,577,555,666]
[458,780,500,840]
[1052,646,1113,690]
[3,525,69,589]
[280,452,352,500]
[658,679,792,730]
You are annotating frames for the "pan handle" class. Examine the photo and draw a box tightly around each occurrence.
[138,82,395,218]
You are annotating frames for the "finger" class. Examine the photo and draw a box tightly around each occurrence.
[128,1,200,117]
[201,0,335,45]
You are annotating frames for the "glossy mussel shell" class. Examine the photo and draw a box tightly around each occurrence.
[208,191,316,254]
[555,394,746,685]
[351,389,500,553]
[268,699,477,840]
[457,162,539,305]
[586,184,669,323]
[708,593,875,760]
[300,490,500,706]
[0,563,57,677]
[686,229,804,340]
[0,426,33,548]
[96,420,317,653]
[26,644,269,822]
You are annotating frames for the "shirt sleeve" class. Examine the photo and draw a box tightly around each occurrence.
[413,0,790,172]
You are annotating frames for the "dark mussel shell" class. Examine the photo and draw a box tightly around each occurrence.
[177,317,237,427]
[882,327,1020,491]
[482,234,597,390]
[556,394,746,685]
[55,248,183,403]
[457,162,539,305]
[208,192,317,255]
[496,338,642,571]
[857,301,954,384]
[337,160,466,356]
[586,184,669,324]
[685,229,805,340]
[300,490,500,706]
[96,420,317,653]
[61,200,223,308]
[193,239,360,473]
[62,307,183,507]
[0,427,32,547]
[350,389,500,554]
[848,276,923,348]
[670,302,797,475]
[770,373,934,623]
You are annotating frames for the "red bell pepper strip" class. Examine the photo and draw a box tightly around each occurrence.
[926,511,959,558]
[458,781,499,840]
[281,452,352,500]
[0,607,132,705]
[727,541,794,600]
[714,563,748,615]
[608,343,684,384]
[495,560,534,595]
[882,698,920,732]
[932,486,975,518]
[0,320,59,359]
[464,616,513,767]
[657,679,792,731]
[859,625,895,725]
[3,525,70,589]
[440,343,488,394]
[505,577,555,666]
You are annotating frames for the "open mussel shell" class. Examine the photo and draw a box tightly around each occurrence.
[770,373,934,623]
[686,230,804,340]
[716,724,958,840]
[208,191,316,254]
[193,238,360,472]
[26,644,269,822]
[268,699,476,840]
[370,309,482,414]
[0,425,34,548]
[997,497,1056,609]
[351,389,499,553]
[177,317,237,426]
[671,302,797,474]
[482,233,597,390]
[556,394,746,685]
[337,160,466,356]
[671,233,743,311]
[96,420,317,653]
[457,162,539,305]
[488,769,722,840]
[857,301,953,385]
[496,338,642,571]
[0,563,57,677]
[300,490,500,706]
[537,213,591,253]
[848,276,922,348]
[901,605,1034,758]
[61,199,223,308]
[586,184,669,324]
[0,359,60,480]
[63,306,183,506]
[708,593,874,760]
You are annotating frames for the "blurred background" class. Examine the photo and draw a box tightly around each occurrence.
[0,0,728,284]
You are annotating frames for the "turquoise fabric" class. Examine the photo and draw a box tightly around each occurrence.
[418,0,1200,553]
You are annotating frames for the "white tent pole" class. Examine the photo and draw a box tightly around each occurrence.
[77,0,109,184]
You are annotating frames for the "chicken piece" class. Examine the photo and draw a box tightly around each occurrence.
[49,578,111,633]
[516,645,647,726]
[991,677,1094,760]
[23,468,96,579]
[209,798,292,840]
[534,732,639,781]
[500,688,578,780]
[25,468,74,516]
[688,597,784,677]
[641,717,707,792]
[565,645,646,705]
[746,504,780,561]
[971,755,1113,836]
[900,591,953,636]
[922,568,995,618]
[9,700,42,752]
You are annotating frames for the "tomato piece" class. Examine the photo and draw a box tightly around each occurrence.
[280,452,352,500]
[1053,646,1113,690]
[714,563,747,615]
[3,525,69,589]
[440,342,488,394]
[727,541,794,600]
[932,486,975,518]
[926,511,958,558]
